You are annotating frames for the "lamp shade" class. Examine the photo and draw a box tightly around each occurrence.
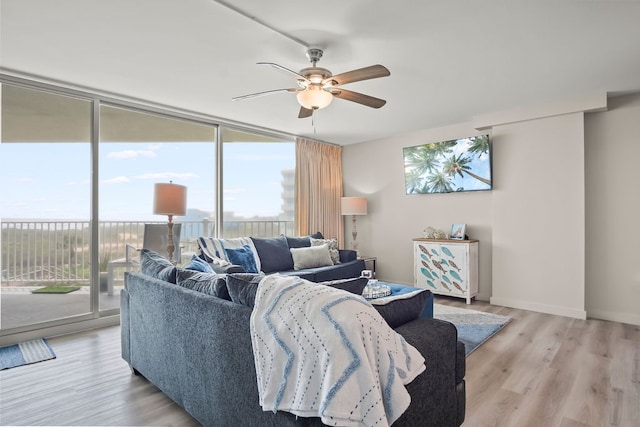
[297,86,333,110]
[341,197,368,215]
[153,182,187,216]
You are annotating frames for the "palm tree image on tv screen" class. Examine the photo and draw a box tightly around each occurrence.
[403,135,492,194]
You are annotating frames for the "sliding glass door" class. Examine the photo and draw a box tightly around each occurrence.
[0,76,295,340]
[98,105,217,309]
[1,83,93,330]
[221,128,295,237]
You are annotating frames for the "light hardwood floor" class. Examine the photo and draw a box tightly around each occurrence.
[1,298,638,426]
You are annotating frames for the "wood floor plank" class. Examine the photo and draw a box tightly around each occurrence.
[1,297,638,426]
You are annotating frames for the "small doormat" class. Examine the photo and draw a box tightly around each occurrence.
[32,285,80,294]
[0,338,56,370]
[434,304,512,356]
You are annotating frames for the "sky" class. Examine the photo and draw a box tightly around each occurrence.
[0,141,295,221]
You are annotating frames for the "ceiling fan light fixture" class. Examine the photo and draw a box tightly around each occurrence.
[296,86,333,110]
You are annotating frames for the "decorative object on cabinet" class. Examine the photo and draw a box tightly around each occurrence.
[341,196,368,254]
[449,224,466,240]
[413,238,478,304]
[423,226,447,239]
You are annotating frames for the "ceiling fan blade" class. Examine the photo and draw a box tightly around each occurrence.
[298,106,314,119]
[232,88,299,102]
[324,65,390,87]
[258,62,310,83]
[330,89,387,108]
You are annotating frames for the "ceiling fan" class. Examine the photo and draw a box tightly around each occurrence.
[232,48,390,118]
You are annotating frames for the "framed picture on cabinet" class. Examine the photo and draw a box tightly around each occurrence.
[450,224,466,240]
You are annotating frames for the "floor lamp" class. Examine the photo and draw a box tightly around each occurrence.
[153,182,187,264]
[341,197,368,255]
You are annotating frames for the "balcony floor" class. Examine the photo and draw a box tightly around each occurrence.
[0,286,121,330]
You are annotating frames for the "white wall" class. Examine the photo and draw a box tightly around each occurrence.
[342,123,494,299]
[343,93,640,325]
[490,113,586,319]
[584,94,640,325]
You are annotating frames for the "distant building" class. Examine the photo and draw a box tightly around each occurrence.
[179,208,215,238]
[280,168,295,221]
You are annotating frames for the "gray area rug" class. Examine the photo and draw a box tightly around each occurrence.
[434,304,512,356]
[0,338,56,370]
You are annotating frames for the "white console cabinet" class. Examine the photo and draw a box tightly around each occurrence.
[413,238,478,304]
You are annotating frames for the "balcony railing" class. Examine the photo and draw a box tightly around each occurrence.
[1,219,295,285]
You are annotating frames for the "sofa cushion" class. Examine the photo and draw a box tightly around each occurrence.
[368,288,431,328]
[290,244,333,270]
[175,268,230,300]
[310,237,340,264]
[226,275,366,308]
[140,249,177,283]
[185,254,215,273]
[319,277,368,295]
[226,273,265,308]
[225,245,259,274]
[250,236,294,273]
[311,259,366,282]
[284,232,324,249]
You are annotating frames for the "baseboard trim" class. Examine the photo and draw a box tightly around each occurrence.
[489,297,587,320]
[587,309,640,326]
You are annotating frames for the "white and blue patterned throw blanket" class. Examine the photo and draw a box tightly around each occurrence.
[250,275,426,427]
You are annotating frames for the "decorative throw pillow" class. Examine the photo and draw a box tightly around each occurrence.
[226,273,265,308]
[225,245,259,274]
[250,236,294,273]
[310,237,340,264]
[175,268,230,300]
[368,288,431,328]
[284,232,324,249]
[185,254,214,273]
[290,244,333,270]
[319,277,368,295]
[140,249,177,284]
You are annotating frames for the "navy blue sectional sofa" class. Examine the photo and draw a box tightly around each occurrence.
[121,267,466,426]
[197,233,366,282]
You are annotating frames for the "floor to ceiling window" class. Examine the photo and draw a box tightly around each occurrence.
[0,83,93,331]
[0,76,296,340]
[98,104,217,309]
[221,128,295,237]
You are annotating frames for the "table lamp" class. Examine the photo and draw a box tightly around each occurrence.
[341,196,368,253]
[153,181,187,263]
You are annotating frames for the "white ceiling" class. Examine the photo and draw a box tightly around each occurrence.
[2,0,640,145]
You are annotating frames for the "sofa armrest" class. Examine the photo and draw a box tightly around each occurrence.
[339,249,357,263]
[394,317,465,426]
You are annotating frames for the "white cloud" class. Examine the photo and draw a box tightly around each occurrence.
[102,176,130,184]
[10,177,33,183]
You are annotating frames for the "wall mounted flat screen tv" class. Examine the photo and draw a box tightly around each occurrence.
[403,134,491,194]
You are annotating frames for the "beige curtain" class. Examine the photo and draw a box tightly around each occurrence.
[295,138,344,247]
